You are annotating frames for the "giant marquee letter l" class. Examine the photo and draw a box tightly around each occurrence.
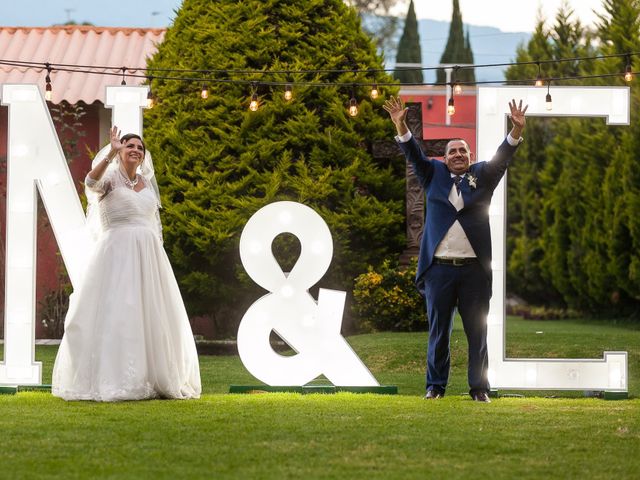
[479,86,629,392]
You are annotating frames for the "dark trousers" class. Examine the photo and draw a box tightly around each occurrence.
[422,261,491,395]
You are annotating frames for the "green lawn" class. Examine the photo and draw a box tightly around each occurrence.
[1,316,639,479]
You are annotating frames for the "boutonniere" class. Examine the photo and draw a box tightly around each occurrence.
[466,173,477,189]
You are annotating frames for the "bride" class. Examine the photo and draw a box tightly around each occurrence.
[52,127,201,401]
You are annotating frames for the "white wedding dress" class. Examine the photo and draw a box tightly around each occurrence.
[52,169,201,401]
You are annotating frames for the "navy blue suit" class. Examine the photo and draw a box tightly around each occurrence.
[398,135,519,395]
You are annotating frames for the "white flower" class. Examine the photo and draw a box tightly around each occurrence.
[467,173,477,189]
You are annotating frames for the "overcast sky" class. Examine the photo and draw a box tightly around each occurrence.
[0,0,608,33]
[409,0,605,32]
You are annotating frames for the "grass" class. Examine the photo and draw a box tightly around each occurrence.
[1,316,639,479]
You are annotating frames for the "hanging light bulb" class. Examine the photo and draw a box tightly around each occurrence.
[249,93,259,111]
[370,83,379,99]
[624,55,633,82]
[146,77,154,108]
[249,83,259,111]
[284,84,293,101]
[348,95,359,117]
[447,97,455,116]
[535,62,544,87]
[146,90,155,108]
[121,67,127,86]
[545,82,552,111]
[44,63,53,101]
[453,82,462,95]
[201,83,209,99]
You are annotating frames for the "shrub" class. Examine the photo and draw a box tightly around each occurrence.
[353,259,425,332]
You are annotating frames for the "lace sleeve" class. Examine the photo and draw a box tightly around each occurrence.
[85,172,113,197]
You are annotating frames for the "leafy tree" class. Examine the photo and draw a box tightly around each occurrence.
[394,0,423,84]
[436,0,475,84]
[143,0,405,335]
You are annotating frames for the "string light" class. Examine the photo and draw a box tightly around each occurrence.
[452,66,462,95]
[348,88,359,117]
[284,83,293,101]
[146,76,155,108]
[545,81,553,111]
[4,50,640,118]
[535,62,544,87]
[624,55,633,82]
[44,63,52,101]
[447,96,455,116]
[370,83,379,99]
[249,83,259,111]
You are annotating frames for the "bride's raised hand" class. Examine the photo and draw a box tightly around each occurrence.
[110,126,123,152]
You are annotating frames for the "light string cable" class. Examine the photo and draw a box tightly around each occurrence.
[0,51,636,114]
[0,50,638,88]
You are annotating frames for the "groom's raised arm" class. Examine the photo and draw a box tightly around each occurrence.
[384,96,435,186]
[484,99,528,182]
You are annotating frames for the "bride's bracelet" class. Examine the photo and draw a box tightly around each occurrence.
[105,150,117,164]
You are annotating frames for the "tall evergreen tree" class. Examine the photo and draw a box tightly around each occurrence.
[143,0,405,335]
[596,0,640,307]
[436,0,475,84]
[505,0,640,314]
[394,0,423,84]
[463,28,474,67]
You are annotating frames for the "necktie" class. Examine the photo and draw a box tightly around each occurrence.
[454,175,462,194]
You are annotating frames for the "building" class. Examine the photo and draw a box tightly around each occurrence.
[0,25,165,338]
[399,85,477,154]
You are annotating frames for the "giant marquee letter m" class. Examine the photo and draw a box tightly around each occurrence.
[0,84,148,386]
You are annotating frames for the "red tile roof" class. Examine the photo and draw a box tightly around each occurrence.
[0,25,165,104]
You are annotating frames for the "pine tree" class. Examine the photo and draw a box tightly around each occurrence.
[394,0,423,84]
[504,7,595,307]
[505,0,640,314]
[597,0,640,306]
[143,0,405,334]
[436,0,475,84]
[463,28,475,77]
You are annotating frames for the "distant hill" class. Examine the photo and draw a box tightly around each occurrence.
[386,18,531,84]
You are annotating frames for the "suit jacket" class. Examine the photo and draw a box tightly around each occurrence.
[398,136,519,289]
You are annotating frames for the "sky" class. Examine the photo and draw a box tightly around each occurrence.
[409,0,605,33]
[0,0,608,33]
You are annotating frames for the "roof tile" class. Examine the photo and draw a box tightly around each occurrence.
[0,25,165,104]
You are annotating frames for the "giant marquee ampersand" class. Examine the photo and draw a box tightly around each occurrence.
[237,201,379,386]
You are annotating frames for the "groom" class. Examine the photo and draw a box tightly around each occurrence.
[384,96,527,402]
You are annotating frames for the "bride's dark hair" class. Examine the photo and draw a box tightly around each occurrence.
[120,133,146,155]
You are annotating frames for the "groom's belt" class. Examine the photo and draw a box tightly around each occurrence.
[433,257,478,266]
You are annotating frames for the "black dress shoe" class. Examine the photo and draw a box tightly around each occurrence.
[424,390,444,400]
[471,391,491,403]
